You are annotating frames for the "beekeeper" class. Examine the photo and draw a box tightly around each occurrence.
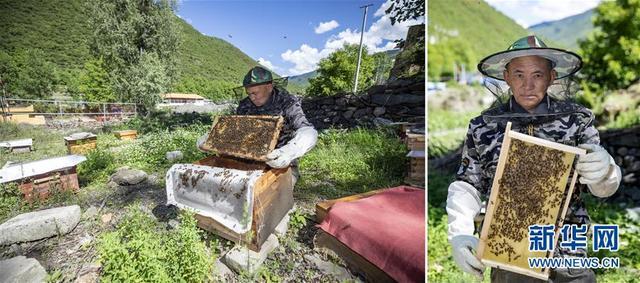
[447,35,622,282]
[197,66,317,184]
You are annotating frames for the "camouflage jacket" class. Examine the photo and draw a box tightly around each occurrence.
[236,87,313,149]
[456,95,599,258]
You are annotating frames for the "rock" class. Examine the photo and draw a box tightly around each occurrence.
[101,213,113,224]
[623,173,637,184]
[373,117,393,127]
[0,205,81,245]
[83,206,98,220]
[631,161,640,172]
[166,151,183,162]
[615,156,623,166]
[367,85,386,95]
[370,94,424,106]
[629,188,640,201]
[353,108,368,119]
[373,106,386,117]
[343,110,354,119]
[624,156,636,168]
[336,97,347,106]
[626,207,640,222]
[74,263,101,283]
[617,147,629,156]
[304,254,352,281]
[319,98,334,105]
[9,244,23,256]
[168,219,180,230]
[111,167,147,186]
[0,256,47,283]
[274,213,290,237]
[213,258,235,280]
[408,107,426,116]
[223,234,279,274]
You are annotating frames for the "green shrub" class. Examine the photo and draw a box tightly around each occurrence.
[98,206,214,282]
[0,183,25,222]
[78,148,116,184]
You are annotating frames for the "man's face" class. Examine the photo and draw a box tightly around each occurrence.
[503,56,557,113]
[245,83,273,107]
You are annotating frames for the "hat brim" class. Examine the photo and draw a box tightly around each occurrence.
[477,48,582,81]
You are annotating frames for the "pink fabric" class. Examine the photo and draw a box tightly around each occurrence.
[318,186,425,283]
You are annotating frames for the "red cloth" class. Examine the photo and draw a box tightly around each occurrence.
[318,186,425,283]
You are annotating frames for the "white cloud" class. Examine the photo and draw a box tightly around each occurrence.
[485,0,601,28]
[281,44,331,75]
[281,0,424,75]
[257,58,278,72]
[314,20,340,34]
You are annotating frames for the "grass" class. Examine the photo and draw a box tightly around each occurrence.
[427,166,640,282]
[427,108,479,158]
[297,127,408,201]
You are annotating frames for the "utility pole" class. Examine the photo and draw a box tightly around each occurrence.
[353,4,372,94]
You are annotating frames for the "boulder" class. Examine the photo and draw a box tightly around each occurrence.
[0,256,47,283]
[0,205,81,245]
[111,167,147,186]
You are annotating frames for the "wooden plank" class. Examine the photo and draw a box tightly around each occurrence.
[201,115,284,161]
[477,122,585,280]
[314,230,395,283]
[316,189,388,223]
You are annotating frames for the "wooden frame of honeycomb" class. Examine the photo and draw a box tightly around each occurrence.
[477,122,586,280]
[200,115,284,161]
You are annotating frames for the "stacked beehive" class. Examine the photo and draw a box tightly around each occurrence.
[405,132,425,187]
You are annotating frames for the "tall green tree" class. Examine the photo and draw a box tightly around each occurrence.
[88,0,180,111]
[307,44,375,96]
[0,49,57,99]
[76,58,115,102]
[579,0,640,90]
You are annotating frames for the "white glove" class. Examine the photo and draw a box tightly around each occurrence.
[266,126,318,169]
[446,181,485,279]
[451,235,485,279]
[577,144,621,198]
[196,133,208,153]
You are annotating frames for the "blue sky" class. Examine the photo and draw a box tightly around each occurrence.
[176,0,423,76]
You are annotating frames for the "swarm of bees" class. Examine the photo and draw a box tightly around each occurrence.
[486,139,572,261]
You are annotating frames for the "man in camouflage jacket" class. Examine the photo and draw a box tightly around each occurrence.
[198,66,317,183]
[446,36,622,282]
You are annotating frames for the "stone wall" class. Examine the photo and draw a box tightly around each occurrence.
[301,78,425,129]
[601,126,640,202]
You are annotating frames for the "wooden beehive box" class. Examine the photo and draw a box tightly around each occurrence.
[64,133,97,154]
[192,155,293,251]
[114,130,137,140]
[477,122,585,280]
[406,133,425,151]
[200,115,284,161]
[405,150,425,188]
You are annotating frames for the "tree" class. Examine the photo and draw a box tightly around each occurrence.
[88,0,180,112]
[579,0,640,91]
[385,0,425,25]
[77,58,116,102]
[0,49,57,99]
[307,44,375,96]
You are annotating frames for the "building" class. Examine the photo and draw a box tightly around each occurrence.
[160,93,211,105]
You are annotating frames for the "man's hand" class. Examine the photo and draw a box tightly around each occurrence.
[451,235,485,279]
[577,144,611,185]
[266,126,318,169]
[265,146,296,168]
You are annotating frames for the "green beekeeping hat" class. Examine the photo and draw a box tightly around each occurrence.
[242,66,273,87]
[477,35,583,81]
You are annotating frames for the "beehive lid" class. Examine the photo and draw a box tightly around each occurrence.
[201,115,284,161]
[64,132,97,142]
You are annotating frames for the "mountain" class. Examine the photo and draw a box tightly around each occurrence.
[0,0,259,99]
[427,0,529,79]
[528,9,594,50]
